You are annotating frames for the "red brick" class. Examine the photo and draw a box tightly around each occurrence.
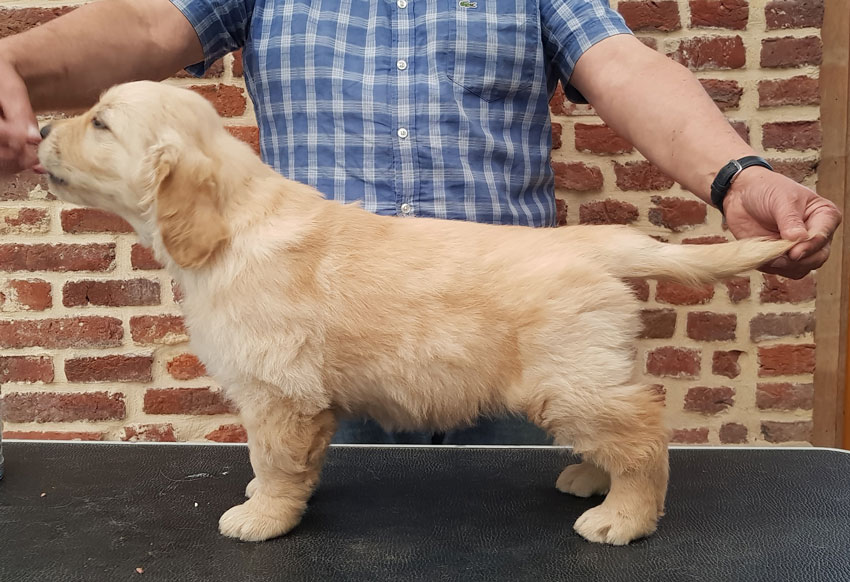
[667,36,746,70]
[226,126,261,155]
[130,244,163,270]
[551,123,562,150]
[0,279,52,311]
[671,427,709,444]
[687,312,737,341]
[719,422,748,443]
[0,356,53,383]
[761,420,812,443]
[690,0,749,29]
[618,1,681,31]
[750,312,814,342]
[2,430,103,441]
[639,309,677,339]
[0,317,123,349]
[0,243,115,272]
[756,382,813,410]
[758,76,819,107]
[121,423,176,443]
[760,274,815,303]
[130,315,188,345]
[765,0,824,30]
[173,57,224,79]
[65,355,153,383]
[647,347,701,378]
[684,386,735,414]
[232,49,244,77]
[167,354,208,381]
[725,276,751,303]
[682,235,729,245]
[637,36,659,50]
[699,79,742,110]
[172,281,185,303]
[1,391,125,423]
[189,84,247,117]
[63,279,160,307]
[730,120,751,144]
[60,208,133,234]
[0,7,75,38]
[550,84,568,115]
[768,158,818,183]
[760,36,822,68]
[614,161,675,191]
[712,350,742,379]
[656,281,715,305]
[0,172,50,201]
[143,387,234,415]
[549,84,596,117]
[205,424,248,443]
[554,198,567,226]
[552,161,603,191]
[624,278,650,302]
[762,121,821,151]
[0,207,49,234]
[579,199,639,225]
[758,344,815,376]
[574,123,633,155]
[648,196,707,230]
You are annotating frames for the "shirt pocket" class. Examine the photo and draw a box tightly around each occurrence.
[443,0,540,102]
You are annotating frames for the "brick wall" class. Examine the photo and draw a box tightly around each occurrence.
[0,0,823,444]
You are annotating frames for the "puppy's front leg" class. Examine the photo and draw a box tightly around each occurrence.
[219,397,337,542]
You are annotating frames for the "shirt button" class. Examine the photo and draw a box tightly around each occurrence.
[397,0,408,7]
[397,128,409,139]
[396,59,408,71]
[400,203,413,215]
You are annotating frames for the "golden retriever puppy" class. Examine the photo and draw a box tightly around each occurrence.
[37,81,791,545]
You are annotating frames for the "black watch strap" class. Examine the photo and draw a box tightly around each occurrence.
[710,156,773,215]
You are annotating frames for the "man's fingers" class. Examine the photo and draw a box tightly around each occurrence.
[0,64,39,137]
[787,202,843,260]
[761,243,830,279]
[26,125,41,145]
[0,61,40,170]
[787,234,828,262]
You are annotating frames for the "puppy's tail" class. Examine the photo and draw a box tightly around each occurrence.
[564,225,794,286]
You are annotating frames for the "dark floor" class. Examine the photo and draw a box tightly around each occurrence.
[1,443,849,582]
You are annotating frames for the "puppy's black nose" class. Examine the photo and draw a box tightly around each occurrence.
[39,125,52,139]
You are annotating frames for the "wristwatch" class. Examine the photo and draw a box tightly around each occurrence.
[710,156,774,215]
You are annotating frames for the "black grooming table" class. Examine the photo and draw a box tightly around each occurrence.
[1,443,849,582]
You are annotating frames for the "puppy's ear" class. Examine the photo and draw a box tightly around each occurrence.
[143,138,230,269]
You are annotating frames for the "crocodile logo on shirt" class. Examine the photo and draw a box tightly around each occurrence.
[458,0,477,7]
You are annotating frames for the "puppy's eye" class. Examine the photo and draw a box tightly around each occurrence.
[92,118,109,130]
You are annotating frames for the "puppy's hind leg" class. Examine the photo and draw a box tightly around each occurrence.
[532,383,668,545]
[219,393,337,542]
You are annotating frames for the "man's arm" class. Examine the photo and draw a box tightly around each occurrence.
[0,0,202,173]
[569,34,841,279]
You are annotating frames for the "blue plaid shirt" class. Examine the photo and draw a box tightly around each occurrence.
[171,0,630,227]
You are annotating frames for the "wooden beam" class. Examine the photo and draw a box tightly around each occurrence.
[813,0,850,447]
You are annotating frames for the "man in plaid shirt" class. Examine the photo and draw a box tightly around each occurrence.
[0,0,840,443]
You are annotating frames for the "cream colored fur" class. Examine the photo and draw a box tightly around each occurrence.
[37,81,793,546]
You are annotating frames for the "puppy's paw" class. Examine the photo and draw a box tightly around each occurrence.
[245,477,260,498]
[573,503,657,546]
[219,497,303,542]
[556,462,610,498]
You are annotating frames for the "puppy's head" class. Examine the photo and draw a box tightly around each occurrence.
[37,81,230,269]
